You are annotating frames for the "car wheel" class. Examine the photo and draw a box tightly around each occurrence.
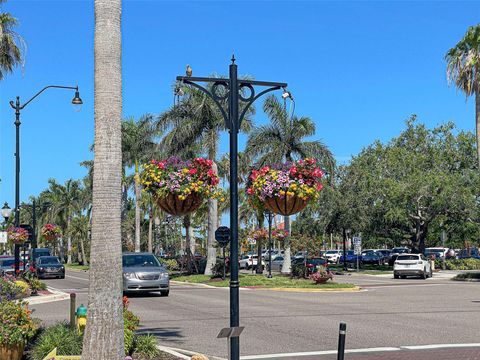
[394,274,399,279]
[160,290,169,297]
[400,275,406,279]
[422,269,427,280]
[430,269,433,278]
[60,274,65,279]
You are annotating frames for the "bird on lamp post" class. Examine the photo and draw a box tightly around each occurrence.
[186,64,192,77]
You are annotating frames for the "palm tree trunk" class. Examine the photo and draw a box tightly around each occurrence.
[67,215,72,264]
[134,164,141,252]
[82,0,124,358]
[476,91,480,170]
[281,215,291,274]
[148,208,153,253]
[79,234,88,265]
[205,162,218,275]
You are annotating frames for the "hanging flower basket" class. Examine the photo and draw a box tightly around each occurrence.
[7,227,29,245]
[251,228,267,243]
[272,229,289,241]
[141,157,225,217]
[41,224,62,241]
[155,192,203,216]
[247,158,324,216]
[264,195,308,216]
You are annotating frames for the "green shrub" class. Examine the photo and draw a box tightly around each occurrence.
[125,328,135,355]
[454,272,480,280]
[159,258,179,271]
[124,308,140,331]
[30,322,83,360]
[437,258,480,270]
[133,334,160,358]
[211,259,229,279]
[291,264,306,279]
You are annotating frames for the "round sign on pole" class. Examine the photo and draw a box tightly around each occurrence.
[215,226,230,248]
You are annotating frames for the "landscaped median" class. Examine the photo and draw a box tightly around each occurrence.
[172,274,359,291]
[452,272,480,282]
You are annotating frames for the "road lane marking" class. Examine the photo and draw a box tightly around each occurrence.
[240,343,480,359]
[65,274,89,281]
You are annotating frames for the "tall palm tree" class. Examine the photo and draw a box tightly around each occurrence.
[246,95,334,274]
[82,0,124,358]
[0,1,25,80]
[446,25,480,169]
[122,115,158,252]
[45,179,82,264]
[158,84,253,275]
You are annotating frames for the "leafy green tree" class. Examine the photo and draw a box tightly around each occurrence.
[122,115,158,252]
[342,117,480,252]
[246,95,334,273]
[446,24,480,169]
[0,0,25,80]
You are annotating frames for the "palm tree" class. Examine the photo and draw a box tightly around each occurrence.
[158,84,253,275]
[122,115,158,252]
[245,95,334,274]
[446,25,480,169]
[0,1,25,80]
[45,179,82,264]
[82,0,124,358]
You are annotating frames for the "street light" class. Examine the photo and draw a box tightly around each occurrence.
[265,210,273,279]
[9,85,82,273]
[176,57,288,360]
[1,203,12,223]
[342,228,350,272]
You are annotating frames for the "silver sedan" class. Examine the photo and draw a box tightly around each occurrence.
[122,253,169,296]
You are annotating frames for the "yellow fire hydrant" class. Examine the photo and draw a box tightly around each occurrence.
[76,304,87,333]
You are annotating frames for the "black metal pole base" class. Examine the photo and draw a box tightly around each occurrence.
[14,243,20,275]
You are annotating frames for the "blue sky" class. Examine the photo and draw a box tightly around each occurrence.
[0,0,477,208]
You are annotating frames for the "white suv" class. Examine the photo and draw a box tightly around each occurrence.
[239,255,266,270]
[394,254,432,279]
[324,250,342,263]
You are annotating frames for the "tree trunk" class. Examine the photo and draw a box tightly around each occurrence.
[82,0,124,358]
[281,215,291,274]
[148,208,153,253]
[476,91,480,170]
[67,216,72,264]
[59,237,65,263]
[205,197,218,275]
[134,166,141,252]
[79,234,88,265]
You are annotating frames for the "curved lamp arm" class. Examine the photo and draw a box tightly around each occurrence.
[10,85,79,110]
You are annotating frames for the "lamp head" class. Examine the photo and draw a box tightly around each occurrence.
[282,88,293,100]
[71,88,83,112]
[1,202,12,221]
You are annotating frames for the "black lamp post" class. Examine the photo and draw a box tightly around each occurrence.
[19,200,52,249]
[10,85,82,273]
[176,57,289,360]
[265,210,273,278]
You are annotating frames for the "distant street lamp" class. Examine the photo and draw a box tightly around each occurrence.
[9,85,82,273]
[1,203,12,223]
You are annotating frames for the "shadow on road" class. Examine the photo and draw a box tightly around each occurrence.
[136,327,185,343]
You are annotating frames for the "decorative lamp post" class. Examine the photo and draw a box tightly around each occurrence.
[9,85,82,273]
[1,203,12,224]
[176,57,289,360]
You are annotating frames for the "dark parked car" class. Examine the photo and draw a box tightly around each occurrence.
[388,247,411,266]
[36,256,65,279]
[362,251,386,265]
[0,257,17,276]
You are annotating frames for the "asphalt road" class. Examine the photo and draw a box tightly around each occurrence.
[32,270,480,359]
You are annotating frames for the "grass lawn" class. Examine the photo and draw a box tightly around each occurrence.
[65,263,90,271]
[172,274,356,289]
[453,272,480,281]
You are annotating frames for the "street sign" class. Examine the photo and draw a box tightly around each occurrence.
[353,236,362,255]
[215,226,230,248]
[217,326,244,339]
[0,231,6,244]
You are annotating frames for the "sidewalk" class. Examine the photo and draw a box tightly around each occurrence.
[23,287,70,305]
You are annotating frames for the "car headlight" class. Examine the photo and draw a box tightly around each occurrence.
[160,272,169,279]
[39,267,45,271]
[123,272,136,279]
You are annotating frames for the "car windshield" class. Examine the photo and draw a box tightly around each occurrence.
[0,259,14,266]
[123,254,160,267]
[38,257,60,264]
[392,248,408,253]
[275,257,284,261]
[326,251,337,254]
[397,255,419,261]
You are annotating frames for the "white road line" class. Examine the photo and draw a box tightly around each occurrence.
[240,343,480,359]
[401,343,480,350]
[65,274,89,281]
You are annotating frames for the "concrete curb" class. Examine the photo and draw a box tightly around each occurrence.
[25,287,70,305]
[65,267,89,273]
[156,345,192,359]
